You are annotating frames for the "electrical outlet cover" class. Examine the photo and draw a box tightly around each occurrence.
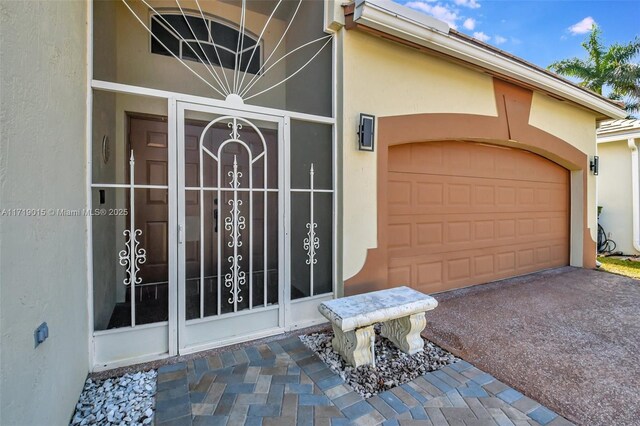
[34,322,48,347]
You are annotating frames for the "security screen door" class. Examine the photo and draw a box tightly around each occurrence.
[177,102,284,353]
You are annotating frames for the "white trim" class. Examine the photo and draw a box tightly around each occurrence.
[353,0,626,119]
[93,321,169,336]
[93,353,171,373]
[282,116,291,329]
[185,187,279,192]
[290,292,333,303]
[185,304,279,326]
[283,116,292,328]
[91,183,169,189]
[86,0,95,370]
[91,80,336,124]
[176,103,187,351]
[179,326,285,356]
[290,188,334,193]
[331,22,340,301]
[355,0,449,34]
[168,97,178,356]
[628,138,640,253]
[597,131,640,144]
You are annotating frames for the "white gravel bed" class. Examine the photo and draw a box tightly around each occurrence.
[300,326,458,398]
[70,370,157,426]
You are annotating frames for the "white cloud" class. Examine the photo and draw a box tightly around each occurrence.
[473,32,491,42]
[568,16,596,35]
[463,18,476,30]
[405,1,461,29]
[494,35,507,45]
[453,0,481,9]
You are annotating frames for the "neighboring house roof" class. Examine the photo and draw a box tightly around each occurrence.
[597,119,640,143]
[345,0,627,120]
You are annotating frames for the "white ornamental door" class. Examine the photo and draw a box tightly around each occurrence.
[177,103,284,354]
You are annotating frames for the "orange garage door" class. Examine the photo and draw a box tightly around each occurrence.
[387,141,569,293]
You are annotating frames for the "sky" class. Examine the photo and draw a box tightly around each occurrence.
[393,0,640,70]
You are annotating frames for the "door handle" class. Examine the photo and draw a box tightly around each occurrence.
[214,198,218,233]
[178,224,184,244]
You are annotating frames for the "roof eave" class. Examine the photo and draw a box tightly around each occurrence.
[351,0,627,120]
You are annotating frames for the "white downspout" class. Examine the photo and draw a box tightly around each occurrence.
[628,138,640,252]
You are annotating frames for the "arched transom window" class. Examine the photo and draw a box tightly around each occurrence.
[150,13,261,74]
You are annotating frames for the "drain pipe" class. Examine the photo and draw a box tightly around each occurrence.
[628,138,640,253]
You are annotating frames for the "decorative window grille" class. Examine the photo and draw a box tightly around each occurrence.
[150,13,261,74]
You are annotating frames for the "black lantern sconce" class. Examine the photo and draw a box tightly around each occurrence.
[357,113,375,151]
[590,155,599,175]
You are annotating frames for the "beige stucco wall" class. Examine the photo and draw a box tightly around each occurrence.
[529,92,599,258]
[597,141,639,255]
[0,1,89,425]
[340,29,498,280]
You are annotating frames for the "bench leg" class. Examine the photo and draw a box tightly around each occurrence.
[331,324,375,367]
[381,313,426,355]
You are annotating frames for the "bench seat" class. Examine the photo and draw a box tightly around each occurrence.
[318,286,438,367]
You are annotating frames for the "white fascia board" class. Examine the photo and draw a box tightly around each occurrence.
[597,131,640,144]
[353,0,626,120]
[354,0,449,36]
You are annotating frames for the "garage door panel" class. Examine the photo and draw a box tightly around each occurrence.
[387,141,569,293]
[416,262,443,288]
[389,242,568,292]
[416,222,443,246]
[389,142,568,184]
[388,213,568,255]
[416,182,444,206]
[388,173,568,216]
[388,238,568,267]
[389,235,568,260]
[387,223,412,249]
[389,265,412,288]
[388,180,412,207]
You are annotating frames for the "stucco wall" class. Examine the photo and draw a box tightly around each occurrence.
[0,1,89,425]
[341,30,498,280]
[529,92,599,246]
[598,141,639,255]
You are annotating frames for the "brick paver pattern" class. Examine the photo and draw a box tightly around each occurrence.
[155,336,574,426]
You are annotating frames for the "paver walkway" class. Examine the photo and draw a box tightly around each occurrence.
[155,336,573,426]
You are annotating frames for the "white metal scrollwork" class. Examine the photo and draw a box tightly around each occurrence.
[195,116,268,317]
[228,121,243,140]
[224,156,247,305]
[119,229,147,286]
[122,0,333,103]
[118,151,147,327]
[303,163,320,296]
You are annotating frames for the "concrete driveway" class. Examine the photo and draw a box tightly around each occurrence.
[423,266,640,425]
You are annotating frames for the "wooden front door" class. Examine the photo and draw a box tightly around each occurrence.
[129,114,170,285]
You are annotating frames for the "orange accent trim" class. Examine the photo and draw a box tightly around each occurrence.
[345,78,594,295]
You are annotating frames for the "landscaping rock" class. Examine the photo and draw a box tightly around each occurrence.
[70,370,156,426]
[300,325,457,398]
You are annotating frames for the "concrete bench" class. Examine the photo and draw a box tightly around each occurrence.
[318,286,438,367]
